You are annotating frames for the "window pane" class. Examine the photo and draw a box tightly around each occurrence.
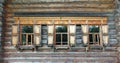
[28,35,31,45]
[62,34,68,42]
[56,34,61,42]
[56,26,67,33]
[89,26,99,33]
[22,34,26,45]
[89,34,93,43]
[95,34,100,42]
[22,26,33,33]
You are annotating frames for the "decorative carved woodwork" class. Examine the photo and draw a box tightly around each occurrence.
[14,17,107,25]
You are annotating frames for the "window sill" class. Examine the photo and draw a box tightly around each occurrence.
[18,45,35,49]
[55,45,69,50]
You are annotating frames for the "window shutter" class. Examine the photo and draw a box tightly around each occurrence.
[102,25,108,34]
[12,25,18,46]
[81,25,88,45]
[48,25,54,46]
[34,25,41,46]
[69,25,76,46]
[81,25,88,34]
[102,25,108,46]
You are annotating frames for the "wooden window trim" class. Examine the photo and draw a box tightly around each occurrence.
[55,25,69,46]
[20,25,34,45]
[88,25,101,46]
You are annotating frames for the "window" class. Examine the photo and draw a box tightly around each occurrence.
[20,25,34,45]
[55,25,68,45]
[89,25,100,45]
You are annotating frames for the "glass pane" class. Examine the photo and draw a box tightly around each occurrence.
[89,34,93,44]
[62,34,68,42]
[22,34,26,45]
[56,26,67,33]
[28,35,31,45]
[95,34,100,42]
[89,26,99,33]
[22,25,33,33]
[56,34,61,42]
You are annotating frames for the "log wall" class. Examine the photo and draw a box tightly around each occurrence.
[0,0,4,48]
[115,0,120,46]
[3,0,117,47]
[6,0,114,12]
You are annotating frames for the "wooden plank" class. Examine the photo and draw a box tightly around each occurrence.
[7,3,114,9]
[10,8,114,12]
[54,20,68,24]
[10,0,114,3]
[13,17,107,24]
[14,17,107,20]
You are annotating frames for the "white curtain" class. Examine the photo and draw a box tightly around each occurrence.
[48,25,54,46]
[12,25,18,46]
[82,25,88,45]
[101,25,109,45]
[34,25,41,45]
[69,25,76,46]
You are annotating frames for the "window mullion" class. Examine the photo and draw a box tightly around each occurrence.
[26,34,28,45]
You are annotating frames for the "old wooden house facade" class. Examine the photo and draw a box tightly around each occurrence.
[0,0,120,63]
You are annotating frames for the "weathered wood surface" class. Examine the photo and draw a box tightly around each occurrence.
[8,3,114,9]
[3,52,119,63]
[10,0,114,3]
[115,1,120,49]
[6,0,114,12]
[10,8,114,12]
[3,0,117,47]
[0,2,3,45]
[13,17,107,24]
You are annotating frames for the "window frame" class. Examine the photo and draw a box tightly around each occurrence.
[88,25,101,46]
[54,25,69,46]
[20,25,34,45]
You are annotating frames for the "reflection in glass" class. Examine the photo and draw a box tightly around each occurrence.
[62,34,68,42]
[56,26,67,33]
[89,34,93,43]
[56,34,61,42]
[28,35,31,45]
[22,26,33,33]
[22,34,26,45]
[89,26,99,33]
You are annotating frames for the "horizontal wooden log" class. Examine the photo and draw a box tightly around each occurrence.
[6,18,15,21]
[10,0,114,3]
[0,0,4,3]
[7,3,114,9]
[4,32,12,35]
[9,8,114,12]
[6,14,14,17]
